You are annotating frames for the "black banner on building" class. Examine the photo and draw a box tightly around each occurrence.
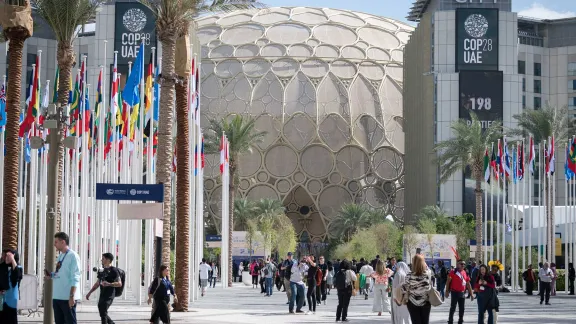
[114,2,156,65]
[456,8,499,71]
[459,70,503,128]
[460,70,503,217]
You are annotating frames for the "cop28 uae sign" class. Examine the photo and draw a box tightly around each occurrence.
[114,2,156,65]
[459,70,503,129]
[456,8,499,71]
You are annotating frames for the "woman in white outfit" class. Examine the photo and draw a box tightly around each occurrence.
[392,261,412,324]
[371,259,393,316]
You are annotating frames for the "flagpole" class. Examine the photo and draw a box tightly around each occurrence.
[539,142,543,265]
[511,143,516,291]
[528,137,532,269]
[490,143,494,262]
[0,75,6,251]
[502,136,507,277]
[496,139,501,263]
[522,139,526,277]
[565,143,569,293]
[484,146,488,263]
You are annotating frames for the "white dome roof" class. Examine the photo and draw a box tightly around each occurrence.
[197,7,413,61]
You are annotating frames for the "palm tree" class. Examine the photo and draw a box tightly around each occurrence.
[435,113,502,259]
[234,198,257,231]
[328,203,372,242]
[508,105,574,262]
[254,198,285,254]
[0,0,33,250]
[204,115,266,287]
[33,0,103,228]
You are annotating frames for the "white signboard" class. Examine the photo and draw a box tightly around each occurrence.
[232,231,268,258]
[408,234,458,265]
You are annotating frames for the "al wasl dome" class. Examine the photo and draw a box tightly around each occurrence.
[198,7,412,242]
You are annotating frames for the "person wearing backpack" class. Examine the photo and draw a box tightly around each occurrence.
[0,249,23,324]
[334,259,357,322]
[86,253,122,324]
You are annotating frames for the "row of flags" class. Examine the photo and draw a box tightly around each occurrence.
[483,136,556,184]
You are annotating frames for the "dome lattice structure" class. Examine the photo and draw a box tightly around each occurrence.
[197,7,412,242]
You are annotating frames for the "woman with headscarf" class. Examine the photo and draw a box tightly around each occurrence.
[392,261,412,324]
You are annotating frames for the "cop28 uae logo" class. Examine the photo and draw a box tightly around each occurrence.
[123,8,147,33]
[464,14,489,38]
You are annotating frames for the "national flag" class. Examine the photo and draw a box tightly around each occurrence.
[52,67,59,103]
[497,140,503,176]
[512,146,518,184]
[19,57,40,137]
[95,70,102,127]
[110,54,121,138]
[503,137,511,178]
[24,137,31,163]
[172,145,177,173]
[565,143,574,181]
[0,79,6,129]
[548,136,555,175]
[143,54,153,135]
[518,142,524,180]
[122,41,144,140]
[529,137,535,175]
[194,142,198,176]
[220,134,225,175]
[568,139,576,175]
[201,135,205,169]
[484,148,490,183]
[490,144,499,180]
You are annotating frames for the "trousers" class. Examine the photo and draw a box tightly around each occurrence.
[150,298,170,323]
[448,291,466,324]
[336,288,352,321]
[97,296,116,324]
[407,301,431,324]
[372,283,391,313]
[306,280,317,312]
[53,299,77,324]
[539,281,551,303]
[289,282,305,312]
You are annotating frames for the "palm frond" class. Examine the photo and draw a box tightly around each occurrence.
[509,105,574,144]
[199,0,265,14]
[435,112,502,184]
[32,0,103,44]
[204,115,267,162]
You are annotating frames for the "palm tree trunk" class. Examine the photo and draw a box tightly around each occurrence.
[156,36,177,266]
[173,79,189,311]
[475,177,484,261]
[228,164,236,287]
[2,28,29,250]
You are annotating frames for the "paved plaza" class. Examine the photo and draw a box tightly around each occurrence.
[18,283,576,323]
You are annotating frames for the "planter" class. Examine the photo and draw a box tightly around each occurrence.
[242,271,252,286]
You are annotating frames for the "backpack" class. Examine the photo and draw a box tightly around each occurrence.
[335,270,348,290]
[115,267,126,297]
[316,267,323,283]
[440,267,448,281]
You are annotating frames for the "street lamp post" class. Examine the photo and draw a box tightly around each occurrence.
[31,103,75,324]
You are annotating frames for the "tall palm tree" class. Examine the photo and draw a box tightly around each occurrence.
[142,0,265,274]
[234,198,257,231]
[328,203,372,242]
[205,115,266,287]
[33,0,103,224]
[508,105,574,262]
[435,113,502,260]
[0,0,33,250]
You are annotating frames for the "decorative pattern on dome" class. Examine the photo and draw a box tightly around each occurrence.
[197,7,413,241]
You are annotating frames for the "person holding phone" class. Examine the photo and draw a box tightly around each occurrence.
[44,232,82,324]
[0,249,23,324]
[289,255,309,314]
[538,262,553,305]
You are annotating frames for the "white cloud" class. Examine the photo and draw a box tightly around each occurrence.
[518,3,575,20]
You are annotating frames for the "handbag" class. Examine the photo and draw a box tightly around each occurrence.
[427,273,443,307]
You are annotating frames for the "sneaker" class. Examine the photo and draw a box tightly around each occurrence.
[306,311,312,315]
[286,302,290,304]
[296,310,305,314]
[289,311,295,314]
[336,319,340,322]
[546,303,551,305]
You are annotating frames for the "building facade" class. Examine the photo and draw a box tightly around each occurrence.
[197,7,413,241]
[404,0,576,221]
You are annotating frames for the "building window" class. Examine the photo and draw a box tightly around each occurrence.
[519,60,526,74]
[534,79,541,93]
[534,96,541,109]
[569,63,576,76]
[570,97,576,110]
[534,62,541,76]
[570,80,576,91]
[522,95,526,108]
[522,78,526,92]
[26,53,37,90]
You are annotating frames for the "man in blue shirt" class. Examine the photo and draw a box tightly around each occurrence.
[44,232,82,324]
[0,249,23,323]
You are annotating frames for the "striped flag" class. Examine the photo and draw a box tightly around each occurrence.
[490,144,499,180]
[548,136,555,176]
[0,79,6,128]
[220,134,225,174]
[529,137,535,175]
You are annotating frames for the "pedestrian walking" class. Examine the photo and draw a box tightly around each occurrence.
[288,255,308,314]
[250,259,259,289]
[436,260,447,301]
[474,264,497,324]
[359,261,374,300]
[44,232,82,324]
[318,256,328,305]
[0,249,23,324]
[392,262,411,324]
[371,259,393,316]
[199,259,212,297]
[264,258,276,296]
[401,255,432,324]
[305,255,318,314]
[568,263,575,295]
[326,261,334,296]
[148,265,177,324]
[282,253,294,304]
[335,259,356,322]
[211,262,218,288]
[445,260,474,324]
[86,253,122,324]
[522,264,536,295]
[539,262,553,305]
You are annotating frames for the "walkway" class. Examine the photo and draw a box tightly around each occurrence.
[18,283,576,323]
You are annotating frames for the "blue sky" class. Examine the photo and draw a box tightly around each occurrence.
[263,0,576,23]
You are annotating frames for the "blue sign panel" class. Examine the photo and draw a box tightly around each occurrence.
[206,235,222,242]
[96,183,164,202]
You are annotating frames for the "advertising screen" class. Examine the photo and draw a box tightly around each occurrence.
[456,8,499,71]
[114,2,157,65]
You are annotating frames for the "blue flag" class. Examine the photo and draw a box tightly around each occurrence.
[121,42,145,107]
[24,138,31,163]
[0,81,6,128]
[565,145,574,181]
[153,65,159,122]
